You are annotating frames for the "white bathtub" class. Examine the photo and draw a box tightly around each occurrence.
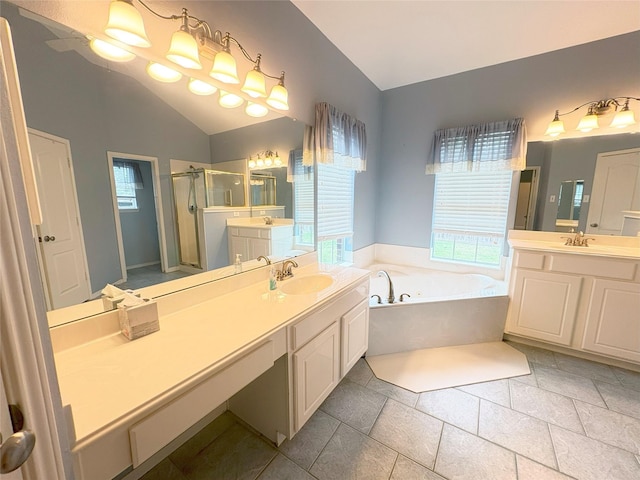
[366,263,509,356]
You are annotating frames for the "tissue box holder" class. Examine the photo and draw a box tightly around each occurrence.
[117,300,159,340]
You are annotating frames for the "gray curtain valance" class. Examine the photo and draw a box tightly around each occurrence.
[426,118,527,174]
[314,102,367,172]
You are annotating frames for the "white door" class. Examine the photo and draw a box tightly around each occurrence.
[587,148,640,235]
[29,130,91,309]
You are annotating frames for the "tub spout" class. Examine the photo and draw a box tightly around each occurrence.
[377,270,395,304]
[370,294,382,304]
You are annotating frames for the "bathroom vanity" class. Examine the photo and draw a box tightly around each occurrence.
[226,217,294,263]
[505,231,640,366]
[49,256,369,479]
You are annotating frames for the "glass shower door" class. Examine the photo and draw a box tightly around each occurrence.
[171,171,205,268]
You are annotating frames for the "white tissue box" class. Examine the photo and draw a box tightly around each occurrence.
[117,300,159,340]
[102,290,140,310]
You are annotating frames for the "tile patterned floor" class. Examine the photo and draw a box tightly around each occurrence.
[141,342,640,480]
[118,264,193,290]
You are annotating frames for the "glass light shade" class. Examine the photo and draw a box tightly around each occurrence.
[241,69,267,98]
[610,108,636,128]
[89,38,135,62]
[256,158,264,167]
[104,0,151,48]
[265,157,273,167]
[248,159,256,169]
[266,84,289,110]
[274,156,282,166]
[218,90,244,108]
[210,51,239,84]
[544,119,565,137]
[166,30,202,69]
[245,102,268,118]
[577,114,599,132]
[188,78,217,96]
[146,62,182,83]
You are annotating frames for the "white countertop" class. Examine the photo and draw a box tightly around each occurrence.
[508,230,640,260]
[53,264,368,444]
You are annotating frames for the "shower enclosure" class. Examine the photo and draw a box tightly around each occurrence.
[171,168,245,268]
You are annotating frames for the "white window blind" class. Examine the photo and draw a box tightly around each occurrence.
[431,170,513,266]
[292,151,314,246]
[317,163,354,241]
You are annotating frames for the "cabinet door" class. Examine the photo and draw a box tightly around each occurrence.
[248,237,271,259]
[582,279,640,362]
[341,300,369,376]
[293,322,340,431]
[228,235,248,264]
[506,269,582,345]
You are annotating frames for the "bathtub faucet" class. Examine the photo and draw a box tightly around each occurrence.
[377,270,395,304]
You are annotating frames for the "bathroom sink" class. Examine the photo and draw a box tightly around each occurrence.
[280,274,334,295]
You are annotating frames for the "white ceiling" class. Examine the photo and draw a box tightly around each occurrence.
[292,0,640,91]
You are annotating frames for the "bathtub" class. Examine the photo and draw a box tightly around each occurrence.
[366,263,509,356]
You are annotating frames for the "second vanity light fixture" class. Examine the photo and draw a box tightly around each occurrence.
[545,96,639,137]
[91,0,289,117]
[248,150,282,169]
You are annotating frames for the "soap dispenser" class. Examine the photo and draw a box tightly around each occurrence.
[269,265,277,291]
[234,253,242,274]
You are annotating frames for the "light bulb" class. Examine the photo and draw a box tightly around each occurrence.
[245,102,268,118]
[146,62,182,83]
[188,78,217,96]
[104,0,151,48]
[89,37,135,62]
[218,90,244,108]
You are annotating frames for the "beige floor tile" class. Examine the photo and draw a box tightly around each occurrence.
[574,400,640,454]
[416,388,479,434]
[390,455,445,480]
[457,378,511,407]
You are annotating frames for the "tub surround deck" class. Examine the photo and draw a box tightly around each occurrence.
[50,255,369,479]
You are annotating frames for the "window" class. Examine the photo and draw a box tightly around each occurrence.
[292,150,315,247]
[431,170,513,266]
[317,162,355,264]
[113,160,142,211]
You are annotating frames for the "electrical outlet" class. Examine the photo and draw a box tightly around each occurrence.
[582,194,590,203]
[550,195,556,203]
[233,211,239,217]
[260,210,266,215]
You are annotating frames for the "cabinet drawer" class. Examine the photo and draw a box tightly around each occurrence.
[129,340,274,467]
[548,254,637,280]
[514,251,545,270]
[290,279,369,350]
[236,227,271,239]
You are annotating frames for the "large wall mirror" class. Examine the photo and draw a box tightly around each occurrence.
[517,133,640,235]
[4,3,314,325]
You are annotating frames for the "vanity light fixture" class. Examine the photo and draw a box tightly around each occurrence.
[97,0,290,114]
[545,96,639,137]
[146,62,182,83]
[88,37,136,62]
[248,150,282,169]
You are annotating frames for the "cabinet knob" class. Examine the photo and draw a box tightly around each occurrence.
[589,223,598,227]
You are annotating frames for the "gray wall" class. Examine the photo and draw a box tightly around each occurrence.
[5,3,211,291]
[118,159,161,268]
[378,31,640,247]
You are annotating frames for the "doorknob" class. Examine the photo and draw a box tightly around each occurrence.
[590,223,598,227]
[0,430,36,473]
[43,235,55,242]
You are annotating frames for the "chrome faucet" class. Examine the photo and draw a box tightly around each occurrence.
[377,270,395,304]
[257,255,271,265]
[276,259,298,280]
[561,231,596,247]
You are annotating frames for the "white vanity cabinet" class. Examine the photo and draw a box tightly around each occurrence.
[227,224,294,263]
[288,279,369,433]
[506,236,640,365]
